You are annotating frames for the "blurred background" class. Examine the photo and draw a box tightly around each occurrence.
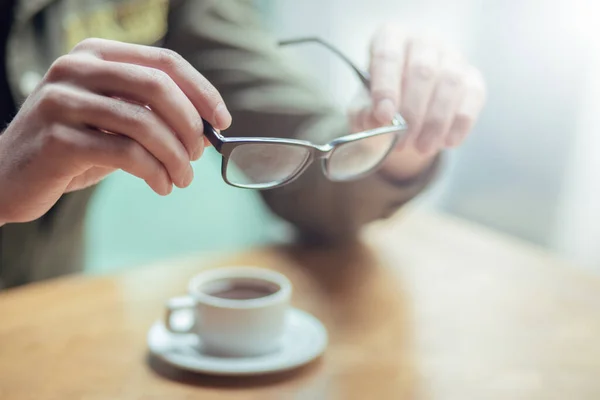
[85,0,600,274]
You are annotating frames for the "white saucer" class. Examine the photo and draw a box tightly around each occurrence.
[147,308,328,376]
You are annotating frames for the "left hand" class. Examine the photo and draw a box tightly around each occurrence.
[350,25,486,180]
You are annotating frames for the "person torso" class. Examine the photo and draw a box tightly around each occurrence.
[5,0,172,107]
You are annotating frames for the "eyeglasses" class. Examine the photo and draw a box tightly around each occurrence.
[203,37,408,190]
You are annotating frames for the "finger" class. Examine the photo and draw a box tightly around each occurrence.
[47,55,206,160]
[446,66,486,147]
[65,166,114,192]
[360,107,374,131]
[54,126,173,196]
[369,24,405,124]
[54,87,194,188]
[415,56,466,153]
[349,104,379,132]
[71,38,231,130]
[400,38,441,144]
[361,107,381,131]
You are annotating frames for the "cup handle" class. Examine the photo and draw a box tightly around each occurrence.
[164,296,195,334]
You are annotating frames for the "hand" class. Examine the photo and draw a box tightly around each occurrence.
[0,38,231,224]
[350,25,486,180]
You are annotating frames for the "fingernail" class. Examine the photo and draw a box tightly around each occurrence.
[214,103,232,130]
[192,143,204,161]
[182,164,194,187]
[374,99,396,124]
[157,180,172,196]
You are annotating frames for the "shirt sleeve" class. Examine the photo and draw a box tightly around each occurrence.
[163,0,441,244]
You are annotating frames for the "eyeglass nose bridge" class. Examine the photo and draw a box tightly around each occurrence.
[308,143,337,177]
[311,143,336,158]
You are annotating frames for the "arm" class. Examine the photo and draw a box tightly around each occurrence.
[164,1,442,243]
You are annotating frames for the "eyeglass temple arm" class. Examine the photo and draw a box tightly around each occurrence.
[277,37,371,90]
[202,119,225,152]
[204,39,401,150]
[279,37,408,128]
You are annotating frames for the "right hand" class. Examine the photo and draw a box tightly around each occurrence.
[0,38,231,224]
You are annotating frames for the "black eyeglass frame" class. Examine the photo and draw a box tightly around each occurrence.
[203,37,408,190]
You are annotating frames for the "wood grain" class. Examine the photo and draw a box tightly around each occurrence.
[1,209,600,399]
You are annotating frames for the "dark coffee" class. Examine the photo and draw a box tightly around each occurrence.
[201,278,279,300]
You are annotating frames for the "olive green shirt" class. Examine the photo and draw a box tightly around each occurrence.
[0,0,439,289]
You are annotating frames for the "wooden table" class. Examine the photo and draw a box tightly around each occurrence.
[1,210,600,399]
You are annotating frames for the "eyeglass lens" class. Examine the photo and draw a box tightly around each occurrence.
[327,131,398,181]
[226,143,311,188]
[225,130,400,188]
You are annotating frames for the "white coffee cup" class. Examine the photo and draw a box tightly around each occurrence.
[164,267,292,357]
